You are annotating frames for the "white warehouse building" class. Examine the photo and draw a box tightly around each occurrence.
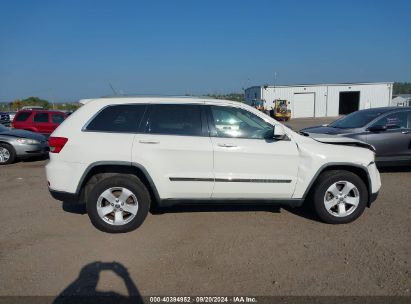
[244,82,393,118]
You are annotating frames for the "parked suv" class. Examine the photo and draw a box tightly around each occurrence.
[46,97,381,233]
[13,110,67,135]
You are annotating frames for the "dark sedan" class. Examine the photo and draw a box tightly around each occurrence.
[301,107,411,166]
[0,111,10,127]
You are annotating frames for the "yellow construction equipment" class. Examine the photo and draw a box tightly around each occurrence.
[271,99,291,121]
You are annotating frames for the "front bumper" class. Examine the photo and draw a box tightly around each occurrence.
[367,162,381,207]
[15,142,49,158]
[369,191,379,206]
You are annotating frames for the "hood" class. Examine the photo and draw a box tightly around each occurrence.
[0,129,46,141]
[303,133,376,152]
[300,125,358,135]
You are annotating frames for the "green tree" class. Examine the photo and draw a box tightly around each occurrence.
[393,82,411,95]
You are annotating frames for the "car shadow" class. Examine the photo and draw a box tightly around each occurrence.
[61,201,327,223]
[62,201,282,216]
[53,261,143,304]
[150,203,282,215]
[62,201,87,214]
[20,154,49,163]
[378,165,411,173]
[282,202,320,222]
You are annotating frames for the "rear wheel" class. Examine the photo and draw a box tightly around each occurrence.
[86,175,150,233]
[312,170,368,224]
[0,143,16,165]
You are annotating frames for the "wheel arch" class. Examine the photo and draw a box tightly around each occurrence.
[77,161,160,205]
[302,163,372,207]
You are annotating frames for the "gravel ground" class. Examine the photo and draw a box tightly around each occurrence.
[0,117,410,298]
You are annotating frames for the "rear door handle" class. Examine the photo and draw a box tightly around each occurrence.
[139,140,160,144]
[218,143,237,148]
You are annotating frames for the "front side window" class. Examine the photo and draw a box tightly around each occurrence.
[86,104,147,132]
[209,106,272,139]
[145,104,202,136]
[372,111,409,129]
[329,109,385,129]
[51,113,65,124]
[33,113,49,123]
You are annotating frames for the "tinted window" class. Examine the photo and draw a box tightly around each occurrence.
[86,104,146,132]
[145,104,202,136]
[372,111,409,129]
[15,112,31,122]
[329,109,388,129]
[52,113,65,124]
[210,106,272,139]
[33,113,49,123]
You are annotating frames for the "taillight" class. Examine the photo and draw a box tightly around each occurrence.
[49,137,68,153]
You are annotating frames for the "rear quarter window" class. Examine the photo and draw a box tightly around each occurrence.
[15,112,32,122]
[33,112,50,123]
[373,111,408,129]
[52,113,65,124]
[85,104,147,133]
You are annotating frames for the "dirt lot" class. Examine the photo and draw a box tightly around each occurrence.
[0,118,410,298]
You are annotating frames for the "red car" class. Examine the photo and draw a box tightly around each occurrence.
[12,110,67,134]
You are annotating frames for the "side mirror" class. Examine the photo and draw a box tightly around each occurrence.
[368,125,387,132]
[273,125,287,140]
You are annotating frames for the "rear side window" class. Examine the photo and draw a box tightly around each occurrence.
[52,113,65,124]
[33,112,49,123]
[372,112,408,129]
[145,104,202,136]
[15,112,31,122]
[86,104,147,132]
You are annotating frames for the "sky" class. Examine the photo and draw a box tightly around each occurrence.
[0,0,410,102]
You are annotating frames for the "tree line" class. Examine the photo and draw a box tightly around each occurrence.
[393,82,411,95]
[0,97,81,112]
[1,82,410,112]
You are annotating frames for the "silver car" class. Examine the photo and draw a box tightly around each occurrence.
[0,124,49,165]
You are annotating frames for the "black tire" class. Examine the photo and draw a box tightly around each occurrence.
[312,170,368,224]
[0,142,16,165]
[86,174,150,233]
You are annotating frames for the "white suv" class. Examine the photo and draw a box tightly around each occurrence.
[46,97,381,233]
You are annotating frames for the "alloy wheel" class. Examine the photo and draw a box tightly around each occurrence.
[96,187,139,226]
[323,181,360,217]
[0,147,10,163]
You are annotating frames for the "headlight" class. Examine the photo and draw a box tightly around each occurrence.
[16,138,40,145]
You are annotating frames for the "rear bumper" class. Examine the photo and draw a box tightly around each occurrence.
[49,189,79,203]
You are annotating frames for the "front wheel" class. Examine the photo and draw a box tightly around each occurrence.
[0,143,16,165]
[312,170,368,224]
[86,175,150,233]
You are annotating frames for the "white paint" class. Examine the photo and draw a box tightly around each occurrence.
[46,96,381,201]
[293,93,315,118]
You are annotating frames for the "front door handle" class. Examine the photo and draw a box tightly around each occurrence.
[218,143,237,148]
[139,140,160,144]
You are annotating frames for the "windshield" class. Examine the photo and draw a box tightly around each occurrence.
[329,110,385,129]
[252,100,264,107]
